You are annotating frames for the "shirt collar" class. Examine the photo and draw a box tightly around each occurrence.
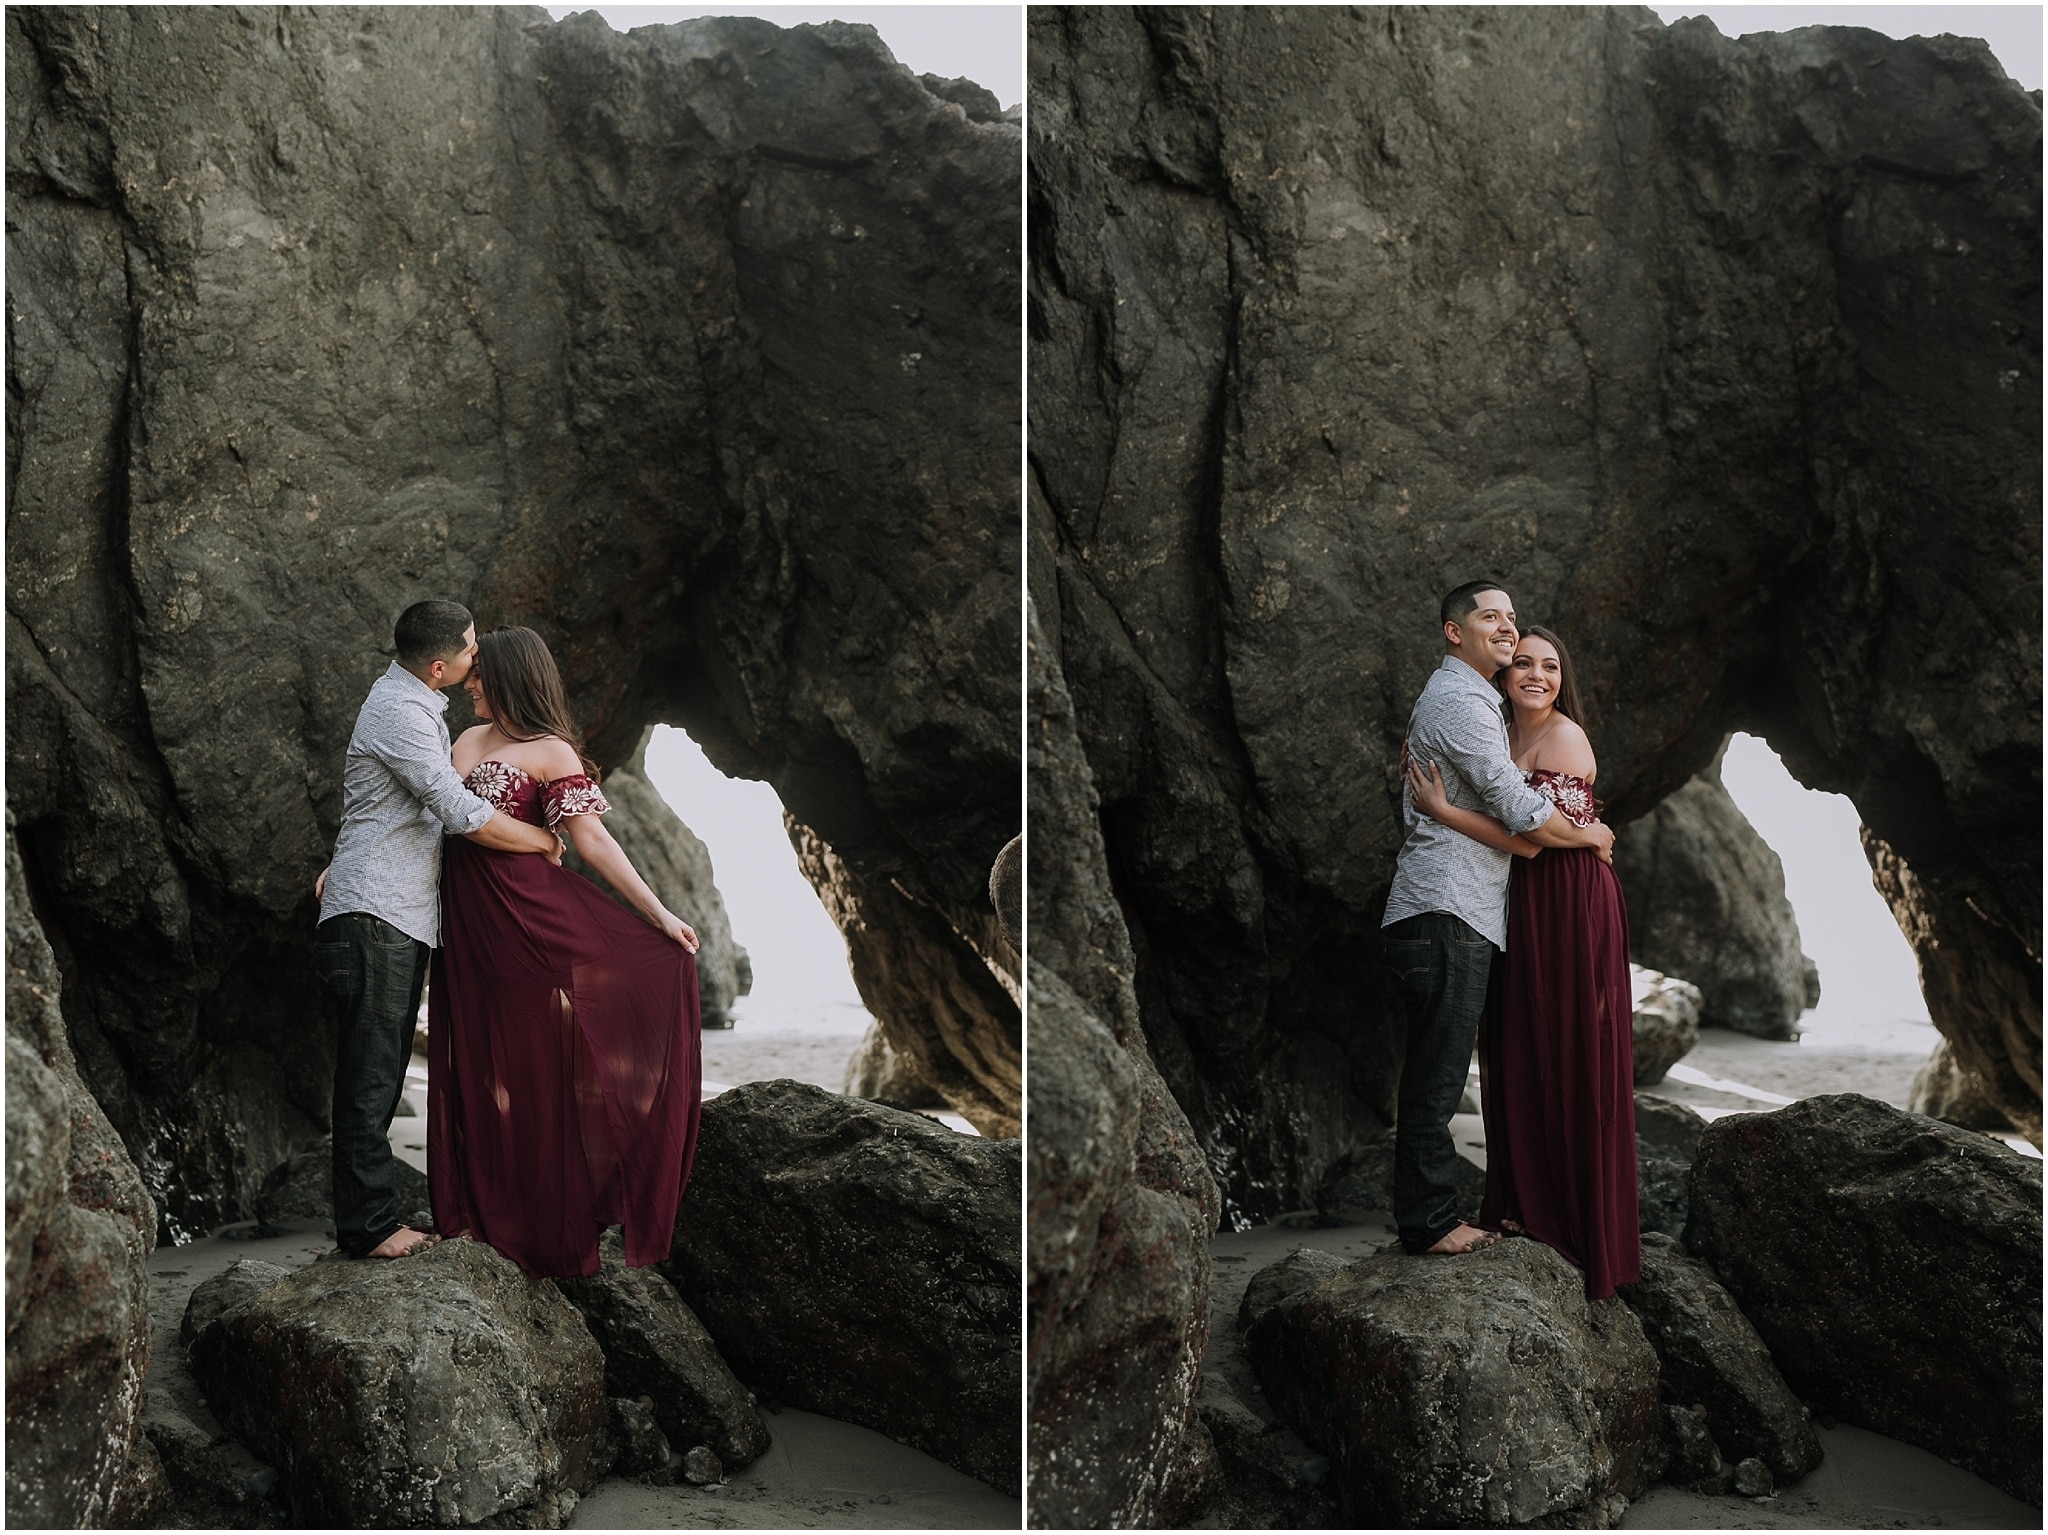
[383,659,452,713]
[1438,654,1501,695]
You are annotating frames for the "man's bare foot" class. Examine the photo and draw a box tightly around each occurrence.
[365,1225,439,1260]
[1424,1222,1501,1255]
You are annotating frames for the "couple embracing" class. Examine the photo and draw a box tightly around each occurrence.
[313,600,703,1278]
[1383,580,1640,1299]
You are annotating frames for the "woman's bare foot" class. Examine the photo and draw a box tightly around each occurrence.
[1424,1222,1501,1255]
[365,1225,439,1259]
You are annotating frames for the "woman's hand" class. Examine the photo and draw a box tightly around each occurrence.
[1408,758,1454,821]
[657,911,700,954]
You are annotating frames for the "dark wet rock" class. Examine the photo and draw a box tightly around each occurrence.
[1733,1456,1775,1498]
[1618,1233,1821,1480]
[1236,1246,1348,1333]
[1187,1372,1341,1529]
[1313,1127,1486,1223]
[105,1428,169,1528]
[1245,1239,1665,1526]
[792,823,1020,1139]
[5,819,157,1528]
[841,1020,950,1111]
[661,1080,1019,1494]
[921,72,1004,124]
[990,833,1022,953]
[1660,1403,1725,1493]
[251,1140,429,1229]
[178,1258,291,1348]
[1612,755,1819,1041]
[9,3,1019,1245]
[1908,1035,2014,1132]
[138,1388,282,1530]
[188,1238,607,1527]
[1634,1093,1708,1239]
[1025,587,1221,1528]
[560,744,749,1027]
[605,1398,673,1480]
[1029,5,2039,1220]
[1631,969,1703,1086]
[553,1228,769,1469]
[680,1445,723,1487]
[1685,1094,2042,1502]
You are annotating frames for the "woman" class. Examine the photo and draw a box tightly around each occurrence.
[429,626,703,1279]
[1407,624,1640,1298]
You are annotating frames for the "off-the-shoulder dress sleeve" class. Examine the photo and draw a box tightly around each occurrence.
[542,773,611,828]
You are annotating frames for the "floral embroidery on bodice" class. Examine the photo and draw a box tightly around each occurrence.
[462,760,611,828]
[1527,768,1599,828]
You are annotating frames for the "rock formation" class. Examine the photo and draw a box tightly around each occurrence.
[1907,1033,2014,1131]
[1631,966,1703,1084]
[1030,4,2036,1512]
[1611,751,1819,1039]
[188,1239,609,1527]
[6,4,1020,1241]
[661,1080,1021,1494]
[252,1137,429,1229]
[1243,1241,1665,1527]
[1686,1094,2042,1502]
[1633,1091,1708,1239]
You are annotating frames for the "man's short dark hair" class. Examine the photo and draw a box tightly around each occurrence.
[1440,579,1510,629]
[394,600,474,665]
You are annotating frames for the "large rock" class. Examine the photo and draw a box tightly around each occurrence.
[1685,1094,2042,1501]
[1907,1033,2014,1132]
[1633,1092,1708,1239]
[1618,1232,1822,1480]
[187,1238,607,1527]
[1244,1240,1665,1527]
[253,1138,429,1228]
[5,820,157,1528]
[1631,966,1703,1085]
[553,1228,770,1470]
[1612,753,1819,1040]
[8,4,1019,1240]
[1025,586,1221,1528]
[1029,6,2039,1221]
[1313,1125,1486,1220]
[841,1019,950,1111]
[660,1080,1019,1494]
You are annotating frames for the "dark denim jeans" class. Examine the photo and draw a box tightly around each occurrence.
[314,912,428,1256]
[1383,911,1498,1253]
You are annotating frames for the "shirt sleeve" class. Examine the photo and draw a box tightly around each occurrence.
[359,699,495,836]
[1435,692,1555,836]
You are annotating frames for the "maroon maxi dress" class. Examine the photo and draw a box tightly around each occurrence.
[428,760,701,1278]
[1478,768,1641,1299]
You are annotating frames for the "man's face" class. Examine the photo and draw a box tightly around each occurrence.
[1445,591,1517,676]
[429,625,479,689]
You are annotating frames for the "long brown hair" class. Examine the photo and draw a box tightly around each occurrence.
[475,627,599,779]
[1495,623,1587,726]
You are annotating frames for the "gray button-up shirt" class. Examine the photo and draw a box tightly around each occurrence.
[318,662,494,948]
[1382,655,1555,950]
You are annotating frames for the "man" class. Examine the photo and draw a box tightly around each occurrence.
[313,600,561,1258]
[1381,581,1614,1256]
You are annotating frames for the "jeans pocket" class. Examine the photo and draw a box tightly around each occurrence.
[1382,936,1433,986]
[314,941,356,1003]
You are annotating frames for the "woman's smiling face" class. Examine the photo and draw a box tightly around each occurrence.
[1504,635,1561,712]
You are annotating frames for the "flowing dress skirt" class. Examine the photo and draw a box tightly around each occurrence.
[1478,845,1641,1298]
[429,836,701,1278]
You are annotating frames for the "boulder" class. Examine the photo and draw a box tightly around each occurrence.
[553,1228,769,1469]
[188,1238,608,1527]
[1908,1023,2017,1134]
[989,833,1022,953]
[1634,1092,1708,1238]
[604,1397,674,1481]
[1028,4,2038,1220]
[841,1019,951,1111]
[1631,967,1703,1085]
[1312,1126,1486,1222]
[5,820,157,1528]
[178,1258,293,1348]
[1188,1372,1339,1529]
[1612,756,1819,1041]
[1685,1094,2042,1502]
[1660,1402,1726,1493]
[253,1140,429,1228]
[1617,1233,1821,1480]
[1245,1240,1664,1527]
[1236,1246,1348,1333]
[661,1080,1020,1494]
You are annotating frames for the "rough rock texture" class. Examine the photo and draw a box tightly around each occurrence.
[604,1397,674,1482]
[792,823,1019,1137]
[660,1080,1019,1494]
[554,1227,770,1470]
[559,741,749,1027]
[5,821,158,1529]
[1187,1373,1339,1529]
[7,4,1019,1242]
[1618,1232,1822,1480]
[188,1238,608,1528]
[1685,1094,2042,1501]
[841,1019,950,1111]
[251,1138,429,1228]
[1611,751,1820,1040]
[178,1258,292,1349]
[1631,966,1702,1085]
[1025,589,1222,1529]
[1660,1403,1726,1493]
[1633,1092,1708,1239]
[1908,1034,2014,1132]
[1244,1241,1665,1527]
[1029,5,2039,1220]
[989,832,1022,952]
